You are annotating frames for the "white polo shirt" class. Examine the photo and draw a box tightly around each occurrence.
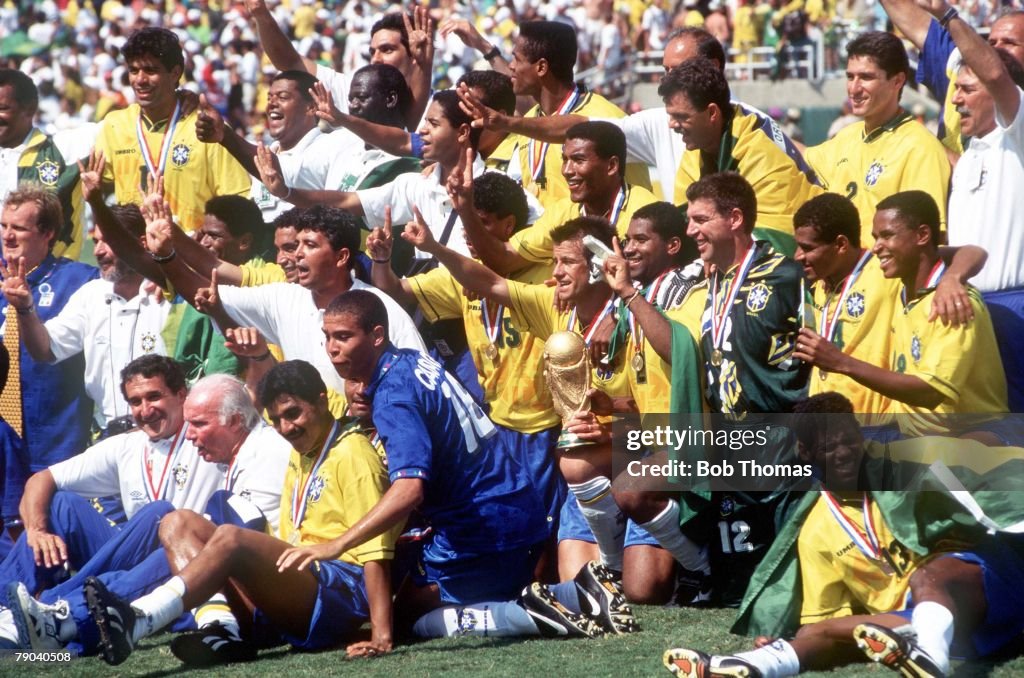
[220,420,291,534]
[599,108,682,202]
[251,126,330,223]
[217,277,426,392]
[44,279,175,427]
[49,424,224,520]
[947,87,1024,292]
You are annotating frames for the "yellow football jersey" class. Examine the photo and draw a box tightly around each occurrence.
[96,103,251,233]
[798,493,921,624]
[804,113,951,246]
[506,280,631,398]
[240,260,288,287]
[808,255,897,415]
[890,284,1007,436]
[278,422,399,567]
[408,264,561,433]
[514,90,652,210]
[510,184,657,265]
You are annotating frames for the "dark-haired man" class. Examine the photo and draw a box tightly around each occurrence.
[794,191,1007,439]
[86,360,398,666]
[0,69,96,260]
[803,32,950,245]
[94,27,249,234]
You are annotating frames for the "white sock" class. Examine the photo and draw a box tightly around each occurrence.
[412,603,540,638]
[130,576,186,644]
[734,639,801,678]
[911,601,953,672]
[569,478,626,572]
[193,593,240,639]
[639,499,710,574]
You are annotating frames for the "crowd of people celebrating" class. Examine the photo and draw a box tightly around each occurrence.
[0,1,1023,676]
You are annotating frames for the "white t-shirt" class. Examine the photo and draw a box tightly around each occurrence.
[49,425,224,520]
[217,277,426,392]
[315,63,353,116]
[44,279,175,427]
[599,108,682,202]
[250,126,329,223]
[219,420,291,534]
[947,87,1024,292]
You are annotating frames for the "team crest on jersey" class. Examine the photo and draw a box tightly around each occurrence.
[307,474,326,503]
[865,162,884,186]
[171,144,191,167]
[720,495,735,517]
[140,332,157,353]
[173,464,189,489]
[36,160,61,187]
[911,334,922,363]
[746,283,771,313]
[845,292,866,318]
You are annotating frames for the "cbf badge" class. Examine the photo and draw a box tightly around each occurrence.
[911,334,922,363]
[37,282,55,308]
[171,144,191,167]
[845,292,865,318]
[37,160,61,187]
[173,464,189,489]
[746,283,771,313]
[865,162,884,186]
[308,475,326,503]
[140,332,157,353]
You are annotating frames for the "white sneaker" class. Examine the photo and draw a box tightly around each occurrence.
[0,606,21,649]
[7,582,75,650]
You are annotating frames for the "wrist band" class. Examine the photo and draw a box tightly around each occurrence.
[623,290,641,308]
[150,248,176,264]
[15,305,34,316]
[939,7,958,27]
[483,45,501,61]
[252,351,272,362]
[371,258,391,264]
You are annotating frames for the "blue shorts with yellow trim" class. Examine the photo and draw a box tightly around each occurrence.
[412,538,543,605]
[556,495,660,547]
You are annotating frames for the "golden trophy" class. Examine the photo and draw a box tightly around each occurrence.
[543,331,594,449]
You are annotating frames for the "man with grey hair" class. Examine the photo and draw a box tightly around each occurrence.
[4,372,291,655]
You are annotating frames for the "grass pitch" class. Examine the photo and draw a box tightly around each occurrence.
[18,605,1024,677]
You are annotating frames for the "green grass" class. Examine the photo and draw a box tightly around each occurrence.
[18,606,1024,677]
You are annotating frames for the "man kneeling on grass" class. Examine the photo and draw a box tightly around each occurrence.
[85,360,401,666]
[664,392,1024,678]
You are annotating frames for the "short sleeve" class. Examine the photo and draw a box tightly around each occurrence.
[48,437,121,497]
[407,268,464,322]
[506,280,557,340]
[374,401,434,482]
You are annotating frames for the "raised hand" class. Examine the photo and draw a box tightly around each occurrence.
[309,81,344,129]
[76,150,106,203]
[224,326,270,359]
[195,268,222,316]
[0,257,33,311]
[603,237,635,298]
[244,0,270,17]
[400,206,438,253]
[439,17,491,53]
[141,171,165,219]
[195,93,225,144]
[457,82,507,130]
[254,142,288,198]
[445,143,475,214]
[403,5,435,69]
[143,197,175,259]
[366,206,395,263]
[913,0,951,18]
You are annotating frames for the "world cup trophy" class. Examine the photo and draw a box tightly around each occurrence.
[543,331,594,449]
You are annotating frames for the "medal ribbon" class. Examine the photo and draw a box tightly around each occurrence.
[819,250,872,343]
[710,246,757,354]
[901,260,946,307]
[820,491,887,566]
[627,270,671,348]
[135,99,183,180]
[568,295,616,345]
[481,298,504,348]
[528,86,582,184]
[290,420,340,531]
[141,423,189,502]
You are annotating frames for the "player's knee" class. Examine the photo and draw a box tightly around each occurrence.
[158,509,201,545]
[209,523,244,551]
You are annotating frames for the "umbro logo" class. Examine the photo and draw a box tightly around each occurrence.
[114,149,136,155]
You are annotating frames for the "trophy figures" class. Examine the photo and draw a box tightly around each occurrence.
[543,331,594,449]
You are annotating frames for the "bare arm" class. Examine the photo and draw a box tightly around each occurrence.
[880,0,933,49]
[253,141,365,213]
[403,8,436,133]
[276,478,423,572]
[602,240,675,362]
[930,244,987,325]
[19,470,67,568]
[347,559,393,657]
[367,209,418,309]
[195,96,261,178]
[310,81,414,155]
[439,17,511,76]
[793,327,946,408]
[919,0,1021,122]
[457,83,586,142]
[246,0,315,74]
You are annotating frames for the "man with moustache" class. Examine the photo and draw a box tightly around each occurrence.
[5,372,291,656]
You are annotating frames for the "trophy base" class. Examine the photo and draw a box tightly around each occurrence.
[557,430,596,450]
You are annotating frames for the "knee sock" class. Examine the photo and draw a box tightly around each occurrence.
[193,593,241,640]
[639,499,710,574]
[130,576,186,644]
[911,601,953,673]
[568,478,626,572]
[412,603,540,638]
[733,639,801,678]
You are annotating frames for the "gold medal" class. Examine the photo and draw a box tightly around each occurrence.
[819,370,828,381]
[710,349,723,366]
[485,343,498,360]
[631,352,645,373]
[288,531,299,546]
